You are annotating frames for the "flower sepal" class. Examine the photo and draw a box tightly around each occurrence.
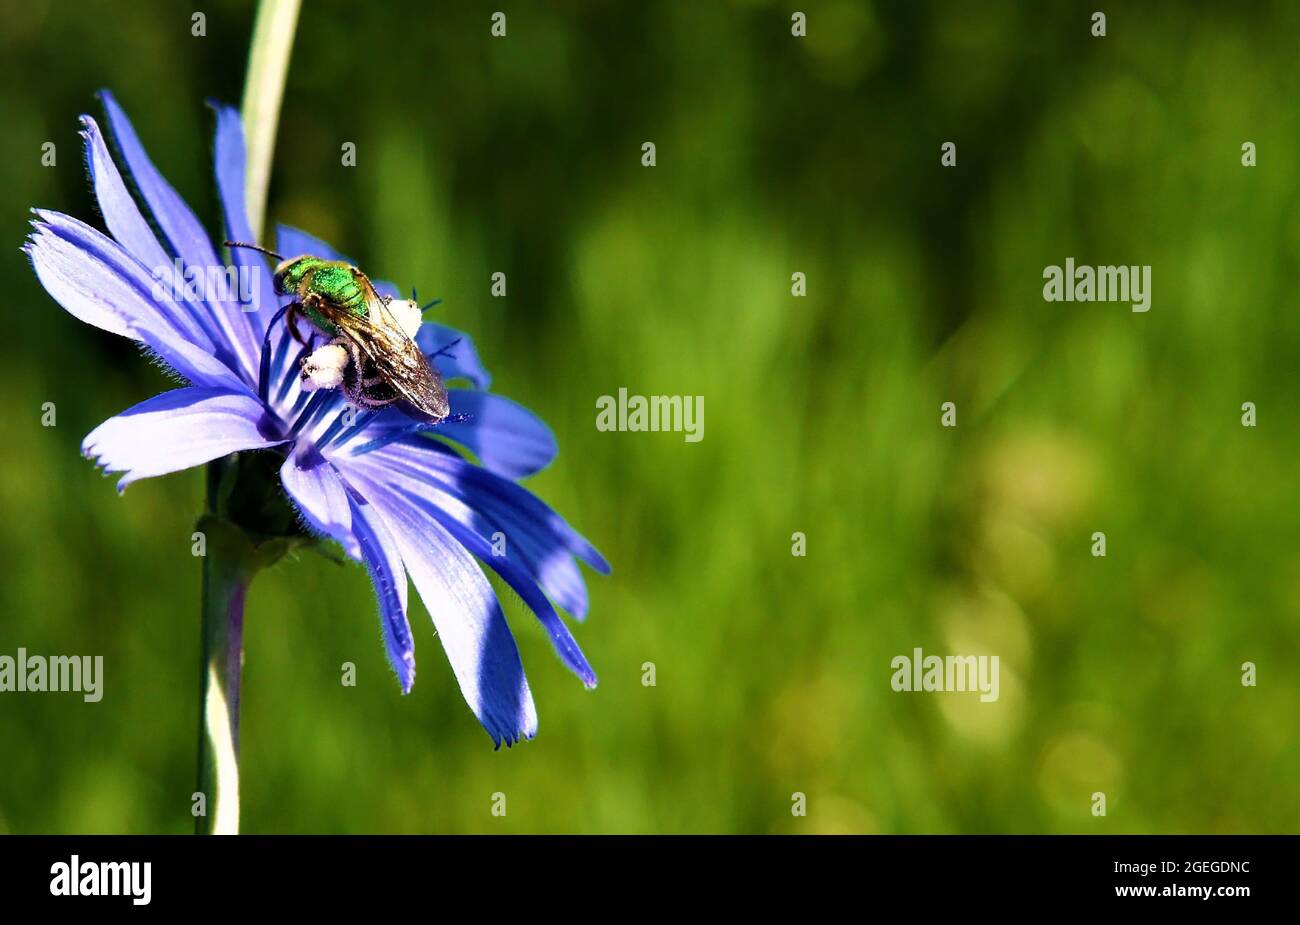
[206,450,307,555]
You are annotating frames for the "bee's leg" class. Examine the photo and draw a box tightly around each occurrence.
[339,336,362,371]
[337,338,372,408]
[298,336,351,392]
[332,336,397,408]
[347,377,397,410]
[336,337,361,392]
[303,291,335,322]
[338,338,386,388]
[285,302,308,345]
[354,390,397,409]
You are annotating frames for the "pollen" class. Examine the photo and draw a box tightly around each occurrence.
[299,343,349,391]
[381,299,424,339]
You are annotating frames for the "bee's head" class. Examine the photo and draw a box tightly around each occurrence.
[223,242,320,297]
[271,255,326,296]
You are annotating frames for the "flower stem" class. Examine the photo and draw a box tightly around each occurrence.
[240,0,302,242]
[195,456,297,835]
[194,514,257,835]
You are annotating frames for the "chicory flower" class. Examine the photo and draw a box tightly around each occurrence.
[24,92,607,747]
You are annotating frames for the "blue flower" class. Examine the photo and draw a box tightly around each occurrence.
[24,92,608,747]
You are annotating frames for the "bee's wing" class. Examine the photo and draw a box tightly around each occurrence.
[324,289,450,422]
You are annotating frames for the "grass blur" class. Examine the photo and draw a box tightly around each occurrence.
[0,0,1298,834]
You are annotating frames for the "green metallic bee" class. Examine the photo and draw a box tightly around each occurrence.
[227,242,449,423]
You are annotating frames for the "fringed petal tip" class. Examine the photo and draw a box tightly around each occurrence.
[77,113,104,141]
[24,219,62,261]
[483,684,539,750]
[394,654,415,695]
[493,724,538,751]
[79,437,132,495]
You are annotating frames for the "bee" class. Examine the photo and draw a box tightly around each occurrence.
[226,243,449,423]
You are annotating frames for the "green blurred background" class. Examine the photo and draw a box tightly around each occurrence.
[1,0,1297,834]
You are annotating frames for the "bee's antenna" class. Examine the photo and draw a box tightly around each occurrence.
[224,241,284,261]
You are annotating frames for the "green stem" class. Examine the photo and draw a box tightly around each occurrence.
[195,456,296,835]
[194,514,259,835]
[240,0,302,242]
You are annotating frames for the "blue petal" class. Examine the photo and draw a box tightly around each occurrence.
[276,224,349,263]
[439,390,558,479]
[416,323,492,390]
[83,387,282,491]
[373,279,402,300]
[82,115,169,267]
[351,477,538,747]
[344,458,596,685]
[210,102,278,341]
[98,91,218,271]
[98,91,261,380]
[348,492,417,694]
[280,453,414,692]
[81,117,215,346]
[278,447,359,559]
[344,434,608,576]
[346,437,595,619]
[27,212,250,394]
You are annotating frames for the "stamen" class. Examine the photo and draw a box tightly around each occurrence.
[350,423,427,457]
[319,408,377,450]
[429,337,462,360]
[286,390,335,441]
[268,316,299,397]
[349,413,470,456]
[283,382,315,421]
[257,304,291,405]
[275,342,313,406]
[408,286,442,313]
